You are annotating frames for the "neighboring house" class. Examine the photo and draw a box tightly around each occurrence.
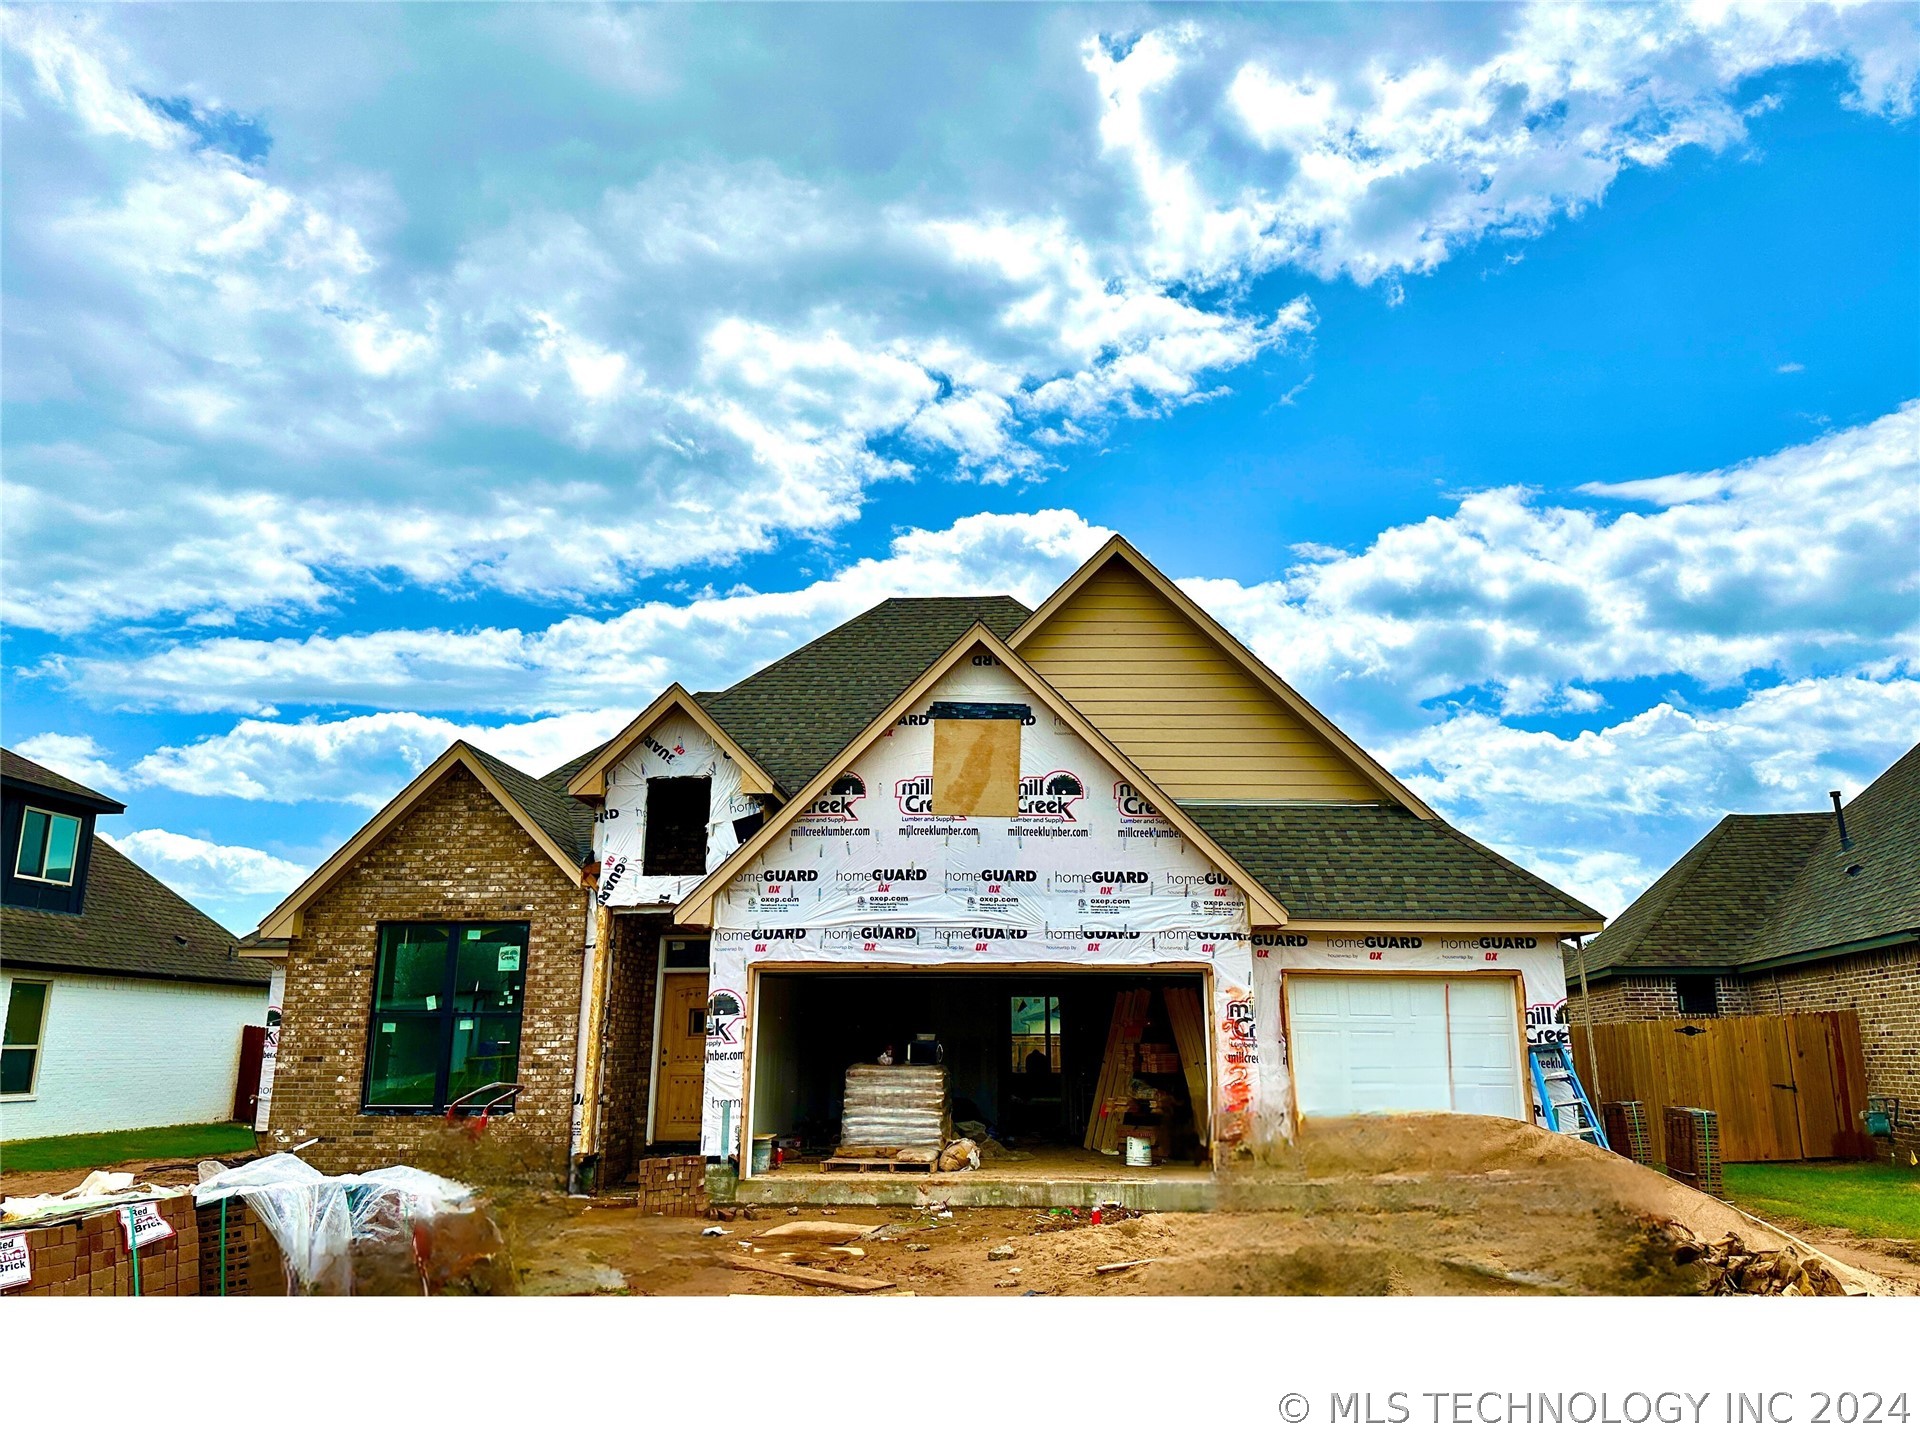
[1566,742,1919,1151]
[1,748,275,1141]
[255,537,1601,1190]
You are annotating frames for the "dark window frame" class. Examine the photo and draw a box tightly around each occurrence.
[362,921,530,1115]
[2,979,50,1098]
[1674,975,1719,1017]
[642,775,712,876]
[1009,993,1062,1073]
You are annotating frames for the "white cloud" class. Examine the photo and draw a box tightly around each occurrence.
[7,5,1912,633]
[127,709,638,808]
[102,827,311,905]
[1183,402,1920,721]
[9,732,123,793]
[52,509,1112,714]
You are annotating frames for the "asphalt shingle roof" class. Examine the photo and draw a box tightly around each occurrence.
[1,837,268,986]
[1183,803,1602,925]
[1572,741,1920,979]
[697,595,1032,794]
[1754,743,1920,964]
[1,747,124,812]
[464,746,595,866]
[1574,813,1831,976]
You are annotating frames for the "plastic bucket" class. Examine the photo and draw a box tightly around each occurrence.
[1124,1135,1153,1167]
[751,1134,776,1172]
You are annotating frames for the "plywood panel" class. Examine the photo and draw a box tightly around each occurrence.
[931,717,1021,815]
[1020,557,1386,803]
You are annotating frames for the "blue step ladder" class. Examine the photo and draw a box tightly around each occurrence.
[1528,1041,1610,1149]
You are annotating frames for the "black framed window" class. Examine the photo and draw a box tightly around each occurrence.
[1675,976,1719,1017]
[643,776,710,875]
[364,921,529,1111]
[2,981,49,1096]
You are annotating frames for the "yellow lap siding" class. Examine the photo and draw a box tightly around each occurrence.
[1019,558,1385,803]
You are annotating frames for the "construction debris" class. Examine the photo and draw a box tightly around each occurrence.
[938,1138,981,1172]
[1656,1222,1856,1296]
[725,1255,895,1292]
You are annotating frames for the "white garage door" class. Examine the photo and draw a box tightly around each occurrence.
[1287,975,1525,1120]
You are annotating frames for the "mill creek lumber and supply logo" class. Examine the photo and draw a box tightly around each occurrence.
[894,769,1085,819]
[704,988,745,1052]
[1113,780,1160,822]
[802,772,867,822]
[1527,999,1571,1046]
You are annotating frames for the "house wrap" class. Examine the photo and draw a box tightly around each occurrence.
[254,537,1601,1189]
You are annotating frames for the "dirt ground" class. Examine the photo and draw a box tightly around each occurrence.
[8,1117,1910,1297]
[499,1117,1920,1298]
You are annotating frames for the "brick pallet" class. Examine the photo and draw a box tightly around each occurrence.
[1664,1105,1724,1197]
[1603,1100,1654,1167]
[194,1196,288,1295]
[634,1155,707,1216]
[1,1195,201,1297]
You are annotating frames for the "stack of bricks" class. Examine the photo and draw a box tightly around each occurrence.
[1602,1100,1654,1167]
[194,1197,289,1296]
[1664,1106,1724,1197]
[1,1195,201,1297]
[635,1155,706,1216]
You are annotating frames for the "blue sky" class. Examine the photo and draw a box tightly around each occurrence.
[3,3,1916,933]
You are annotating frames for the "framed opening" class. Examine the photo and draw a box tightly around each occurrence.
[362,921,529,1112]
[1675,975,1719,1017]
[643,776,711,875]
[2,980,50,1098]
[930,702,1027,817]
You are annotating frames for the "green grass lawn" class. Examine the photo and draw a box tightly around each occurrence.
[1722,1161,1920,1241]
[1,1121,258,1178]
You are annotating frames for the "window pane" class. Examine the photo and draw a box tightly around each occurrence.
[3,983,47,1046]
[374,924,451,1009]
[16,809,48,878]
[42,814,80,884]
[366,1016,442,1106]
[1,1047,37,1095]
[453,924,529,1013]
[1011,994,1059,1072]
[446,1013,521,1102]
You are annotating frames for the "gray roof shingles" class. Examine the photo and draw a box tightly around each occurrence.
[697,595,1032,795]
[1571,741,1919,979]
[1184,803,1602,925]
[2,837,269,986]
[1,747,124,812]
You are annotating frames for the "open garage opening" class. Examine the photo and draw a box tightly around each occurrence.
[746,969,1214,1180]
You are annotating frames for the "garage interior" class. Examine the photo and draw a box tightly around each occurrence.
[748,970,1213,1175]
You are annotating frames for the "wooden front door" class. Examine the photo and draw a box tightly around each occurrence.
[654,971,709,1143]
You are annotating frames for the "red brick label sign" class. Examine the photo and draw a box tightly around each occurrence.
[121,1202,174,1251]
[0,1232,30,1290]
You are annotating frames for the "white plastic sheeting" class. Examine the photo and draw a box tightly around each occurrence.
[593,713,760,908]
[194,1152,480,1295]
[703,659,1259,1157]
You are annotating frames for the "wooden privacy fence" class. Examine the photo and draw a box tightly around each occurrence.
[1571,1011,1871,1167]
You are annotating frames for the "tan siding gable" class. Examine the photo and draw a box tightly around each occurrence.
[1017,558,1386,803]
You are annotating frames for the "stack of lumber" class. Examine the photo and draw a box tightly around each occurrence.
[1085,990,1151,1154]
[1134,1042,1181,1075]
[838,1063,949,1150]
[1162,986,1212,1146]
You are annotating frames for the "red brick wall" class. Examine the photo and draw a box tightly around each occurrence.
[599,913,663,1184]
[1566,976,1681,1025]
[265,765,589,1182]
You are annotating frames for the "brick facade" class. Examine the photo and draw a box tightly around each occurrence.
[265,765,588,1181]
[598,912,664,1184]
[1569,941,1920,1152]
